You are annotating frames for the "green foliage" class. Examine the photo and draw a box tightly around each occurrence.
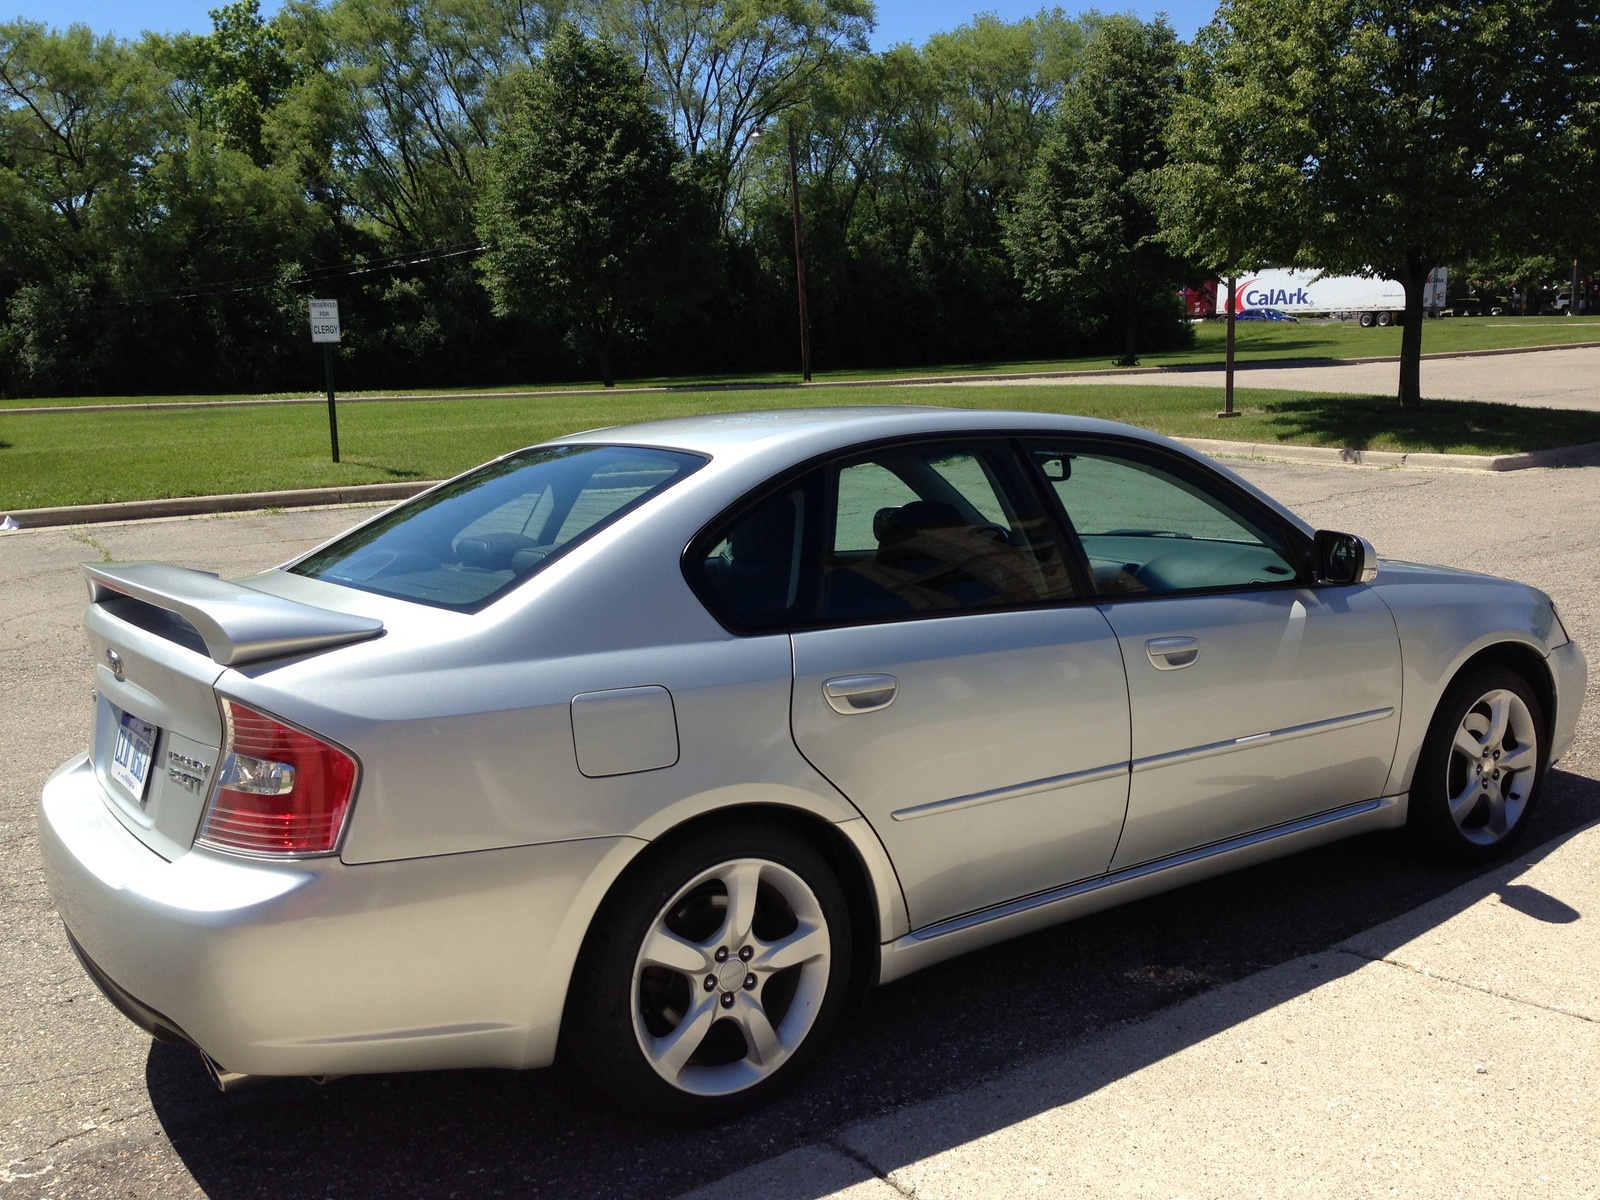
[1199,0,1600,406]
[588,0,874,214]
[1155,19,1301,277]
[6,0,1595,403]
[476,25,718,384]
[1005,15,1189,366]
[158,0,298,165]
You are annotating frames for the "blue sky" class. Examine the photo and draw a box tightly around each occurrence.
[9,0,1213,46]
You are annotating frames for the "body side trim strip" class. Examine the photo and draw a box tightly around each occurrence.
[1130,706,1395,774]
[890,761,1130,822]
[908,795,1396,942]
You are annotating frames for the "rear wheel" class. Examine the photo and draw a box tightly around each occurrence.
[566,824,852,1124]
[1376,311,1395,327]
[1359,312,1377,328]
[1408,666,1546,863]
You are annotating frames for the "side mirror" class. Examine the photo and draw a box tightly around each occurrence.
[1314,530,1378,585]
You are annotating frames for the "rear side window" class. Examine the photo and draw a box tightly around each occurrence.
[291,445,705,611]
[690,438,1080,633]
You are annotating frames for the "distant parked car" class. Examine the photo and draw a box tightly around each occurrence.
[39,408,1587,1123]
[1235,307,1299,322]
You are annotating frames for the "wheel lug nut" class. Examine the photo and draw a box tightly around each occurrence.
[714,947,728,962]
[704,974,717,991]
[738,946,753,962]
[1493,750,1500,759]
[744,974,757,990]
[720,992,735,1009]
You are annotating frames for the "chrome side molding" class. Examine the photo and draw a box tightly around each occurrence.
[891,761,1129,822]
[1131,707,1395,774]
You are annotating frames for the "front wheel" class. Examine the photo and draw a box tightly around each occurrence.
[565,825,852,1124]
[1408,666,1546,863]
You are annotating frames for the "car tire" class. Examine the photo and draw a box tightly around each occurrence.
[565,823,853,1124]
[1376,311,1394,326]
[1359,312,1377,327]
[1408,665,1547,864]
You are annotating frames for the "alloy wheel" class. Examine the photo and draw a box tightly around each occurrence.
[630,857,832,1097]
[1445,687,1539,846]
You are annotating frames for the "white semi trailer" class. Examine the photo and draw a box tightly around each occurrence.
[1229,267,1448,325]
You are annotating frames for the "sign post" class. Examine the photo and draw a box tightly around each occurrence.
[308,299,342,462]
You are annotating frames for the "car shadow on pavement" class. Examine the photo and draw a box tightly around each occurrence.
[145,767,1600,1200]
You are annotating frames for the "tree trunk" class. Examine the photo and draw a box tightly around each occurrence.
[1396,259,1427,409]
[1119,290,1138,367]
[597,336,615,388]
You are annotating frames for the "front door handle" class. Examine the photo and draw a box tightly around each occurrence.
[822,674,899,714]
[1145,636,1200,670]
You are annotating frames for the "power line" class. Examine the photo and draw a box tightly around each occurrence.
[116,241,485,303]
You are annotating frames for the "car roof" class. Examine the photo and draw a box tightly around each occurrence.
[555,405,1167,461]
[545,405,1316,540]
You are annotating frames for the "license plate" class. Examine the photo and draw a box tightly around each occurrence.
[110,709,158,804]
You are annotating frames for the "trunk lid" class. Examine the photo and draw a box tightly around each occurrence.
[83,562,384,860]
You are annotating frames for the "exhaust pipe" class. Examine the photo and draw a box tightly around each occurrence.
[201,1052,262,1093]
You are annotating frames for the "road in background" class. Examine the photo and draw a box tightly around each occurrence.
[3,460,1597,1199]
[1009,343,1600,410]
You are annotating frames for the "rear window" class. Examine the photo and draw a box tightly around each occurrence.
[290,444,705,611]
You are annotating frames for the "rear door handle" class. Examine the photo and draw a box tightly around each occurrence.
[822,674,899,714]
[1145,636,1200,670]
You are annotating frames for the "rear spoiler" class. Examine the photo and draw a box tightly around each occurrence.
[84,562,384,666]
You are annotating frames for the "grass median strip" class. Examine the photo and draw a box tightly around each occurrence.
[6,383,1600,510]
[8,317,1600,411]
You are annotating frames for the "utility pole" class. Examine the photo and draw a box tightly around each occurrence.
[787,124,812,382]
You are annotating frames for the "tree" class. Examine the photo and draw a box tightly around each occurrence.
[1005,15,1184,366]
[476,25,717,385]
[1207,0,1599,408]
[1156,20,1303,413]
[585,0,873,216]
[159,0,297,165]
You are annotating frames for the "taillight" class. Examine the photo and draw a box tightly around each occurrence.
[197,698,358,856]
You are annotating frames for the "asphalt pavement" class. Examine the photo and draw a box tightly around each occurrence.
[1011,341,1600,410]
[3,460,1598,1199]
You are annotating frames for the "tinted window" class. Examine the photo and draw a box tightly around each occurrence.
[695,486,811,633]
[1028,443,1300,594]
[292,444,704,611]
[820,441,1078,621]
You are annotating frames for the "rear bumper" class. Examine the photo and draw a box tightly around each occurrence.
[39,754,641,1077]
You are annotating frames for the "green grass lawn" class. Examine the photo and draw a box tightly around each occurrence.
[8,316,1600,411]
[7,382,1600,511]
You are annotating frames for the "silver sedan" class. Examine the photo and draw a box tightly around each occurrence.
[39,408,1587,1122]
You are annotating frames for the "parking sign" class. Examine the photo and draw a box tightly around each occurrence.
[309,299,341,343]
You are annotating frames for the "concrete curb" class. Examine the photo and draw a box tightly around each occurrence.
[6,435,1600,531]
[7,339,1600,416]
[1181,436,1600,472]
[0,481,434,530]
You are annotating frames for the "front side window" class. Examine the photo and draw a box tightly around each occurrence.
[292,444,705,611]
[1027,442,1302,595]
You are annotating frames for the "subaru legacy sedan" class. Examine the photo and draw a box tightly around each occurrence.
[40,408,1585,1122]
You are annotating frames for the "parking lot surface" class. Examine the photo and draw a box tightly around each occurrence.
[3,460,1597,1199]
